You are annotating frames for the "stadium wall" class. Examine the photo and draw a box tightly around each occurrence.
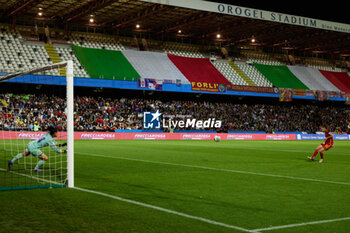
[1,131,349,140]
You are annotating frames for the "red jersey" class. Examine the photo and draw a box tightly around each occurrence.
[324,130,334,145]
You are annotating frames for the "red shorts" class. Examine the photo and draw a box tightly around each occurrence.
[321,143,332,151]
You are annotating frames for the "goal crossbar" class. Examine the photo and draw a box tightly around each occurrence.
[0,61,69,82]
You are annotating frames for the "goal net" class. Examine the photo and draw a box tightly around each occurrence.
[0,61,74,190]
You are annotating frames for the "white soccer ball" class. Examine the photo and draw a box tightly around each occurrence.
[214,136,221,142]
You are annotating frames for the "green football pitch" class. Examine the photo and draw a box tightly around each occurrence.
[1,140,350,233]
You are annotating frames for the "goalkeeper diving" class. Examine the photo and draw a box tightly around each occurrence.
[8,126,67,172]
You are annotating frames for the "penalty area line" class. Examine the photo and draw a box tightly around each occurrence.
[251,216,350,232]
[73,186,255,233]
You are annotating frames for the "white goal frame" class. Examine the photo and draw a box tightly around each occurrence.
[0,60,74,188]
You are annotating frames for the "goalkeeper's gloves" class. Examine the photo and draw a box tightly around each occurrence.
[58,143,67,147]
[62,149,67,153]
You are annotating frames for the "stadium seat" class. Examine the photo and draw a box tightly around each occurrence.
[212,61,249,86]
[235,62,273,87]
[163,41,205,58]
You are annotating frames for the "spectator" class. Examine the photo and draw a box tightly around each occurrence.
[0,93,348,133]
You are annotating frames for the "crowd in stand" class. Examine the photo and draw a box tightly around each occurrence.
[1,93,349,133]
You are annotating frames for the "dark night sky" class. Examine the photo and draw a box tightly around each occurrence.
[206,0,349,24]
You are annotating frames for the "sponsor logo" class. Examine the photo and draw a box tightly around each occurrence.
[182,134,212,140]
[227,134,253,140]
[134,134,166,140]
[191,82,226,93]
[266,134,291,140]
[17,132,46,139]
[143,110,162,129]
[80,133,116,140]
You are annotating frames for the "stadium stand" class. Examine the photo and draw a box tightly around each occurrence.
[211,61,248,86]
[167,54,231,85]
[241,50,284,66]
[1,93,349,133]
[303,56,343,72]
[162,41,205,58]
[228,61,255,86]
[234,61,273,87]
[0,29,60,76]
[44,43,66,76]
[0,26,89,78]
[122,50,190,84]
[55,46,89,78]
[319,70,350,92]
[72,45,140,81]
[69,32,125,51]
[253,63,309,89]
[0,25,349,92]
[287,66,340,91]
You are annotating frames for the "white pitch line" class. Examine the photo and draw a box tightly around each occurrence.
[73,186,255,233]
[76,152,350,186]
[0,168,61,185]
[1,167,254,232]
[251,216,350,232]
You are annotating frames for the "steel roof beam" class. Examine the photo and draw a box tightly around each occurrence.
[59,0,115,23]
[112,4,169,29]
[6,0,44,17]
[160,12,214,34]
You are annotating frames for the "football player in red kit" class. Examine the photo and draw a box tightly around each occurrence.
[308,126,334,163]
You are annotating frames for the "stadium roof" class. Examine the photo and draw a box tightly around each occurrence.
[208,0,350,25]
[0,0,349,56]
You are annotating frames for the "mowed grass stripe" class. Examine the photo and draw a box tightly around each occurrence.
[73,186,255,233]
[76,151,350,186]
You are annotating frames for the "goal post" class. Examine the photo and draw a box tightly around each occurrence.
[66,60,74,188]
[0,60,74,190]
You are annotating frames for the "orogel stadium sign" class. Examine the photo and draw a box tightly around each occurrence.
[140,0,350,34]
[143,111,222,129]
